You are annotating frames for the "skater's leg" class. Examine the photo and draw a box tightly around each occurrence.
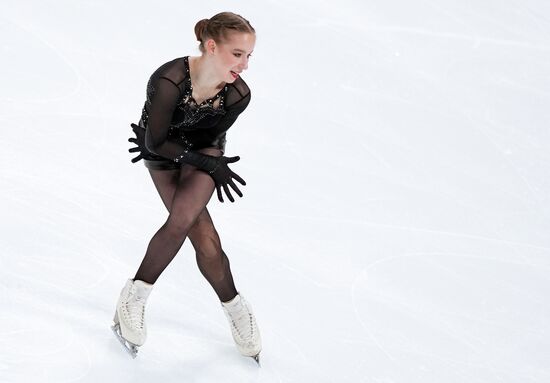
[188,209,238,302]
[146,167,179,212]
[133,153,219,284]
[140,155,259,361]
[113,160,213,356]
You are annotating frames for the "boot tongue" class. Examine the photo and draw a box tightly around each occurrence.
[133,280,153,301]
[222,294,243,311]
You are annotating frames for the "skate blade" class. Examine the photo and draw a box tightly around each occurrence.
[111,323,139,358]
[251,354,261,366]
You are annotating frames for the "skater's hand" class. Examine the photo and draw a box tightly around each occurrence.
[171,150,246,202]
[208,156,246,203]
[128,123,152,163]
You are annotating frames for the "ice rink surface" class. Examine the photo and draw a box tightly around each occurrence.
[1,0,549,382]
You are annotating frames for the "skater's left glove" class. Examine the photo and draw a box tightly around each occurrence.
[208,156,246,203]
[128,123,152,163]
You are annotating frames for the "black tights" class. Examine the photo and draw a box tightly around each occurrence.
[133,147,238,303]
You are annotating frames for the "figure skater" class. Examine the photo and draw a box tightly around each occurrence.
[111,11,261,364]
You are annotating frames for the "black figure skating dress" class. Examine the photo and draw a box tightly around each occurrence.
[136,56,251,170]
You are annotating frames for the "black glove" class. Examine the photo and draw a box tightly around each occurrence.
[127,122,246,202]
[173,151,246,203]
[208,156,247,203]
[128,123,151,163]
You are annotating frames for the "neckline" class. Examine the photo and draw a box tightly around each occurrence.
[184,56,226,106]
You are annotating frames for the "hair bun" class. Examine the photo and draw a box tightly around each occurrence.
[194,18,210,41]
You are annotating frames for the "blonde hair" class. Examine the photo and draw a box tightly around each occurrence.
[194,12,255,53]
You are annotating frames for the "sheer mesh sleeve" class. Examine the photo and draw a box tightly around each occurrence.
[203,81,251,143]
[144,77,190,159]
[216,90,251,132]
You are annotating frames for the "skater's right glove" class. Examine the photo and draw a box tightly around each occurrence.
[128,123,152,163]
[173,151,246,203]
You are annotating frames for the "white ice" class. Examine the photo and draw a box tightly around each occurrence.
[1,0,549,382]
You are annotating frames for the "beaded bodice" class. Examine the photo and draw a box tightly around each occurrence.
[137,55,251,160]
[141,56,227,132]
[177,56,227,127]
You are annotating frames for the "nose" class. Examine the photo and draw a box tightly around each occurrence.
[240,56,249,71]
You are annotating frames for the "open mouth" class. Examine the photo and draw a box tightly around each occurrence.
[230,71,239,79]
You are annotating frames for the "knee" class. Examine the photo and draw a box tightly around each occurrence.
[163,215,196,239]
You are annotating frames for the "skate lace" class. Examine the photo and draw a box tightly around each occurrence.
[228,303,255,342]
[123,286,146,330]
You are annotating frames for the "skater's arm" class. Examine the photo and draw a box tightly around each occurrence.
[205,83,251,142]
[143,77,190,160]
[209,90,251,136]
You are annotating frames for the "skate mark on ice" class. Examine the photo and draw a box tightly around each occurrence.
[0,18,82,103]
[466,113,546,206]
[350,250,548,373]
[249,211,550,252]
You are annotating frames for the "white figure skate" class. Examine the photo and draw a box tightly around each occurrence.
[111,278,153,358]
[221,293,262,365]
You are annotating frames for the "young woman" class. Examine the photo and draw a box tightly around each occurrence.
[111,12,261,364]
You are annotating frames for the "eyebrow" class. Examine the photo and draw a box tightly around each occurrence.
[233,49,254,54]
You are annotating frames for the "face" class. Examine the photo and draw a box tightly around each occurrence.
[207,32,256,83]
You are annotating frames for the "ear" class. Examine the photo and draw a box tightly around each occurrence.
[206,38,216,54]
